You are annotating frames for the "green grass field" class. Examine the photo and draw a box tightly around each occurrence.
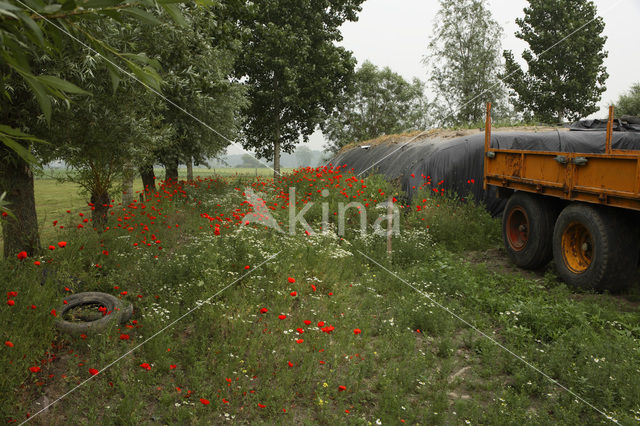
[0,168,293,251]
[1,169,639,424]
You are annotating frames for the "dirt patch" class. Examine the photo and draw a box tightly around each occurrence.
[462,247,548,281]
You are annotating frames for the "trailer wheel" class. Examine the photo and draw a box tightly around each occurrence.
[502,192,556,269]
[552,204,638,292]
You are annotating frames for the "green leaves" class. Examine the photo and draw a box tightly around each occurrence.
[501,0,608,123]
[160,3,186,27]
[37,76,91,95]
[0,125,46,164]
[121,7,162,25]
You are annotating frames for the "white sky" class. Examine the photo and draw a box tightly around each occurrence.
[230,0,640,154]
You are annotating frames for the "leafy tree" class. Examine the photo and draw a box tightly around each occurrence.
[224,0,365,177]
[323,61,430,152]
[0,0,187,257]
[147,4,246,182]
[502,0,608,123]
[424,0,506,126]
[615,83,640,117]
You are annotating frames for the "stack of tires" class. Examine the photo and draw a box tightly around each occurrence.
[502,192,639,292]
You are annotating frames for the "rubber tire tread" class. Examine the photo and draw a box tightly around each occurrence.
[552,204,639,292]
[54,292,133,336]
[502,192,556,269]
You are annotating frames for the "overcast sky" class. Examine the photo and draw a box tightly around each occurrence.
[231,0,640,154]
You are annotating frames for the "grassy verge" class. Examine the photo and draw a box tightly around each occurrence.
[1,168,639,424]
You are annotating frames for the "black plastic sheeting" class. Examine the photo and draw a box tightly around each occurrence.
[331,124,640,217]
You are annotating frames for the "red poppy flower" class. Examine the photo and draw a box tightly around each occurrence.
[317,321,325,327]
[290,291,297,297]
[119,334,129,340]
[200,398,210,405]
[321,325,335,334]
[102,250,109,256]
[50,309,57,317]
[303,320,311,325]
[6,300,15,307]
[260,308,268,314]
[296,339,304,344]
[244,265,250,270]
[4,341,13,347]
[33,261,41,266]
[48,245,55,251]
[296,328,304,334]
[29,366,41,373]
[338,385,346,392]
[287,361,293,368]
[120,291,127,296]
[258,403,266,408]
[58,241,67,248]
[328,292,333,296]
[17,251,27,260]
[345,409,350,414]
[310,284,316,292]
[140,363,151,370]
[170,364,177,370]
[287,277,296,283]
[30,304,36,309]
[353,329,361,335]
[89,368,99,376]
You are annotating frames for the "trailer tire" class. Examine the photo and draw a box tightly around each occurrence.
[502,192,556,269]
[552,204,638,292]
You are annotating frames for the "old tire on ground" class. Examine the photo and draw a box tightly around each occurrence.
[552,204,639,292]
[54,292,133,336]
[502,192,556,269]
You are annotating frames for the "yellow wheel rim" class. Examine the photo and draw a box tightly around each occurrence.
[561,222,593,273]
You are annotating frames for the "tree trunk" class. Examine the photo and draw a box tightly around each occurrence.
[273,118,281,178]
[90,190,110,228]
[139,163,156,193]
[122,162,135,205]
[0,155,40,258]
[165,158,179,183]
[186,156,193,181]
[273,140,281,178]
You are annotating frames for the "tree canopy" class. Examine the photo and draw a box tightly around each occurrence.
[224,0,365,176]
[502,0,608,123]
[323,61,430,152]
[424,0,506,126]
[615,83,640,117]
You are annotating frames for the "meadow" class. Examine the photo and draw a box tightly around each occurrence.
[1,167,639,425]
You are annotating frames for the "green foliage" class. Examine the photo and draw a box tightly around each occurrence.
[502,0,608,123]
[424,0,507,126]
[615,83,640,117]
[2,173,640,423]
[225,0,365,173]
[323,61,431,153]
[147,4,247,172]
[0,0,189,161]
